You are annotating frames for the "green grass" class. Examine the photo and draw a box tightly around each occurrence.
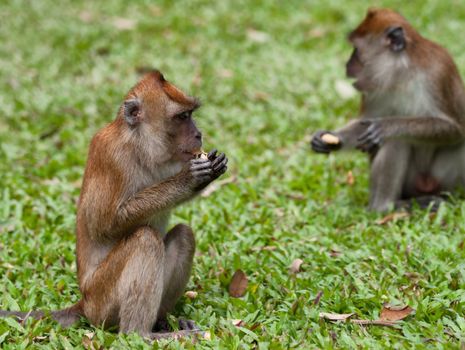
[1,0,465,348]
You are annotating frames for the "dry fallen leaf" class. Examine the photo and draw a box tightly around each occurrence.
[380,304,414,321]
[201,175,237,197]
[185,291,198,300]
[319,312,355,321]
[253,91,270,101]
[351,319,398,327]
[192,72,202,87]
[82,333,96,350]
[289,259,304,274]
[376,212,409,225]
[285,192,306,201]
[313,290,323,306]
[33,336,48,341]
[251,245,277,252]
[112,17,136,30]
[229,269,248,297]
[346,171,355,186]
[231,319,245,327]
[247,29,270,43]
[307,28,326,38]
[79,11,94,23]
[329,249,342,258]
[218,69,233,78]
[321,305,413,327]
[203,331,211,340]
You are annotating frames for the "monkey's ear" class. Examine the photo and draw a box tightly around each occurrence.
[386,26,406,52]
[123,99,142,126]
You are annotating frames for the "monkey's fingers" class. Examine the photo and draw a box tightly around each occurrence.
[192,168,213,177]
[213,157,228,173]
[190,159,212,171]
[311,141,331,154]
[357,124,381,143]
[207,149,218,160]
[211,153,226,167]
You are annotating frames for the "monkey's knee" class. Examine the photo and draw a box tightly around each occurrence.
[166,224,195,254]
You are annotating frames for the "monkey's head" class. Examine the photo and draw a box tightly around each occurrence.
[346,8,417,92]
[120,71,202,164]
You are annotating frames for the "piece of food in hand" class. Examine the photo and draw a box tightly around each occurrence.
[321,133,340,145]
[194,150,208,160]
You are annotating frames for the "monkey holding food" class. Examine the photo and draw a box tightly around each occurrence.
[312,8,465,212]
[0,71,228,340]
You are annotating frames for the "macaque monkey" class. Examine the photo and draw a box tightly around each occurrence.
[0,71,228,340]
[311,8,465,211]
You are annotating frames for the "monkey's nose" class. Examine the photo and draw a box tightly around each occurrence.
[195,132,202,141]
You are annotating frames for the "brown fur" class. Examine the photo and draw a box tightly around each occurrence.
[1,71,227,340]
[312,9,465,211]
[76,71,204,337]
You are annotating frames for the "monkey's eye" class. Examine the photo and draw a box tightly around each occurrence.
[175,111,192,121]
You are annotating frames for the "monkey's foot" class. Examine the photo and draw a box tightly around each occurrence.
[153,317,171,332]
[396,195,445,212]
[178,318,200,331]
[153,318,199,332]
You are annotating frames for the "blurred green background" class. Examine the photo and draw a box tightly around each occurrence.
[1,0,465,348]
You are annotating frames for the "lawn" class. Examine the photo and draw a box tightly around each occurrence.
[1,0,465,348]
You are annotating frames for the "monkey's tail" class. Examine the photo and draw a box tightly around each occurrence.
[0,301,83,328]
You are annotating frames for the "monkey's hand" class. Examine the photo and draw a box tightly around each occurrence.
[311,130,342,153]
[207,149,228,181]
[188,149,228,191]
[357,120,384,153]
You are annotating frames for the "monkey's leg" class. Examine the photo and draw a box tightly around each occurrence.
[156,224,196,330]
[82,226,164,336]
[369,141,411,212]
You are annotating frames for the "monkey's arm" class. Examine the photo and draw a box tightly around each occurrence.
[358,116,465,152]
[110,153,227,240]
[311,119,369,153]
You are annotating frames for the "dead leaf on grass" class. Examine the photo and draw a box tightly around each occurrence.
[203,331,212,340]
[313,290,323,305]
[376,212,409,225]
[251,245,277,252]
[380,304,414,321]
[185,291,198,300]
[231,319,245,327]
[289,259,304,274]
[346,171,355,186]
[79,11,94,23]
[247,29,270,43]
[329,249,342,258]
[321,305,413,327]
[351,319,398,327]
[82,332,96,350]
[229,269,248,297]
[218,69,233,78]
[112,17,136,30]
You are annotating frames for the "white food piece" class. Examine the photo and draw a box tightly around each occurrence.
[321,133,340,145]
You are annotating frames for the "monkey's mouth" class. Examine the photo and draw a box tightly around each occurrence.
[180,149,203,161]
[181,151,196,160]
